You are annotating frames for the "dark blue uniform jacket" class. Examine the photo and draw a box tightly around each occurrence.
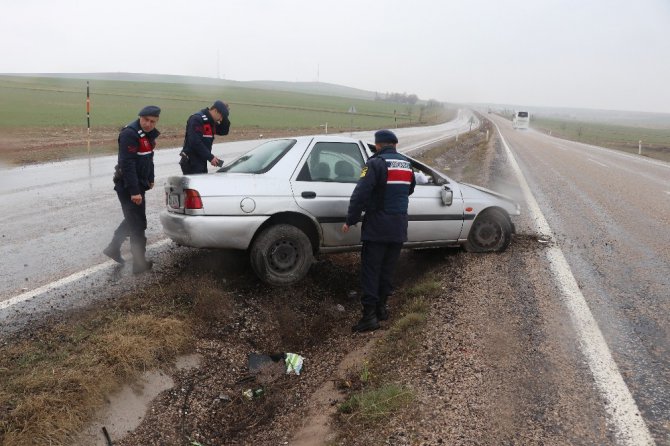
[115,119,159,196]
[181,108,231,173]
[345,147,416,243]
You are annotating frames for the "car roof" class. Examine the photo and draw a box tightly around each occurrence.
[287,134,362,144]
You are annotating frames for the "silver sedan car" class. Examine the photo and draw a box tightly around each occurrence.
[160,135,520,286]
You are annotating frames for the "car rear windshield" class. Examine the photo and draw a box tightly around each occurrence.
[219,139,296,174]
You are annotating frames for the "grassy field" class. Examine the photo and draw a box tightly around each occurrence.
[0,75,452,164]
[0,75,422,128]
[530,116,670,162]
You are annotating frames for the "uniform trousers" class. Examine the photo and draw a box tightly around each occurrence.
[360,241,403,307]
[111,189,147,248]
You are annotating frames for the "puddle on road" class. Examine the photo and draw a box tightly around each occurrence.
[75,353,202,446]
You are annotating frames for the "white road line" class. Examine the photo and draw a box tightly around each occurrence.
[494,124,655,446]
[0,239,172,312]
[587,158,609,168]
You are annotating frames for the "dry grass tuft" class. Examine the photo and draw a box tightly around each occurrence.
[338,384,413,424]
[190,284,235,325]
[0,310,191,445]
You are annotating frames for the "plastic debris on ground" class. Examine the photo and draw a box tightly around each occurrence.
[247,352,305,377]
[242,388,265,400]
[285,353,304,375]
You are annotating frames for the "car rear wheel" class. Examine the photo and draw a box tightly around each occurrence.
[250,224,314,286]
[464,209,512,253]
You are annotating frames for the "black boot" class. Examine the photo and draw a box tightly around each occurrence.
[104,223,128,264]
[103,243,125,264]
[352,305,380,333]
[131,237,153,274]
[376,296,389,321]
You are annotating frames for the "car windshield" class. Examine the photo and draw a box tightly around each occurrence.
[219,139,296,174]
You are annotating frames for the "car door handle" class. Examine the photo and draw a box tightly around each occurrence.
[301,191,317,199]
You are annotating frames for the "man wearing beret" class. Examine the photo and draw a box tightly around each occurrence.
[342,129,416,332]
[103,105,160,274]
[179,100,231,174]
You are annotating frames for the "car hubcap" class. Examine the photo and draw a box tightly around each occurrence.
[473,220,501,249]
[269,240,298,272]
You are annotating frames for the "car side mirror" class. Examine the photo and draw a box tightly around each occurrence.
[441,186,453,206]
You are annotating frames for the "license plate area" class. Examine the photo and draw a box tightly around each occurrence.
[168,193,181,209]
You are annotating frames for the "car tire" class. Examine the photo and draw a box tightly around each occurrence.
[250,224,314,286]
[464,208,512,253]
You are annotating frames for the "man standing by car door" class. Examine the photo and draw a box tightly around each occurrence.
[103,105,160,274]
[179,100,231,174]
[342,129,416,332]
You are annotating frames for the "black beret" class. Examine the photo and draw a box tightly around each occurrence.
[213,100,229,117]
[374,129,398,144]
[138,105,161,117]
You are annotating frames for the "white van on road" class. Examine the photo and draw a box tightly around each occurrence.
[513,111,530,129]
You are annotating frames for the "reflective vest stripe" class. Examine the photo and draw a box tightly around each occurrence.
[136,129,153,155]
[387,168,413,184]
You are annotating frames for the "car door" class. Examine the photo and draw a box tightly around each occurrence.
[407,172,465,242]
[290,140,367,247]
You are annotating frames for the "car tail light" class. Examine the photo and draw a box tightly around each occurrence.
[184,189,203,209]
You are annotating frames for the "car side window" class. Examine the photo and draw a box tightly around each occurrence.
[296,142,365,182]
[409,160,447,186]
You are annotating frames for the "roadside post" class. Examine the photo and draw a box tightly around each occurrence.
[86,81,91,135]
[86,81,91,154]
[639,140,642,155]
[348,105,357,136]
[86,81,92,180]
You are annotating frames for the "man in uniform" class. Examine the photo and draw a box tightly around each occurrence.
[103,105,160,274]
[342,129,416,332]
[179,100,231,174]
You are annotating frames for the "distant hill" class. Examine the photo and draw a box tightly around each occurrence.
[6,72,378,101]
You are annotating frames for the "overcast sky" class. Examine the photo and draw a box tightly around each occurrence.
[1,0,669,114]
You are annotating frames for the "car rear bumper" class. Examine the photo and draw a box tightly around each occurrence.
[159,211,268,250]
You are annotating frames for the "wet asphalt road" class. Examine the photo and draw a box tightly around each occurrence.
[487,112,670,443]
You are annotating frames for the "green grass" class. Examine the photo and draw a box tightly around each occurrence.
[404,280,443,299]
[0,75,428,130]
[337,384,413,422]
[0,74,454,165]
[532,116,670,160]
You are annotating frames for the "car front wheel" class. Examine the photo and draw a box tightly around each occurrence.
[464,209,512,253]
[249,224,314,286]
